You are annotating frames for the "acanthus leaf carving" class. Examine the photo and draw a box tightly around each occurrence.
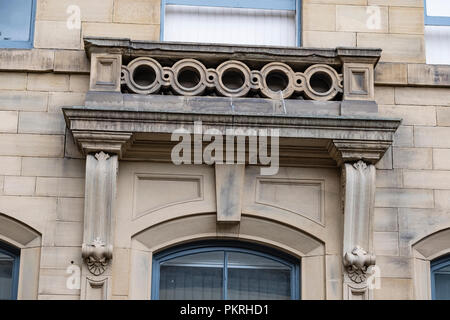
[343,246,376,284]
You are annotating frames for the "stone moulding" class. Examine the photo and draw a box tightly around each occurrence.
[84,37,381,104]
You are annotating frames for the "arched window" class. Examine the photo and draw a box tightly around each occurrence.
[152,241,300,300]
[431,255,450,300]
[0,242,20,300]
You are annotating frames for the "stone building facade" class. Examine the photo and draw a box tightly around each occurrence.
[0,0,449,300]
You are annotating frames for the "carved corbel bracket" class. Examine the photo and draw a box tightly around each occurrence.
[82,237,113,276]
[343,246,376,284]
[72,131,133,159]
[328,139,391,167]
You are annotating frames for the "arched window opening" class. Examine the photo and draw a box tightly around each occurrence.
[431,254,450,300]
[0,241,20,300]
[152,241,300,300]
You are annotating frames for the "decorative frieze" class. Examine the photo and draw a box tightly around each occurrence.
[121,57,343,101]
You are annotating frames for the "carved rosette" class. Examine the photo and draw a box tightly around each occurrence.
[343,246,376,283]
[121,57,343,101]
[82,237,113,276]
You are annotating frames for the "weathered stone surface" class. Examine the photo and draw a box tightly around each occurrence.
[303,31,356,47]
[0,134,63,157]
[393,147,432,169]
[37,0,113,22]
[3,176,36,196]
[215,164,245,223]
[357,33,425,63]
[379,105,436,126]
[82,23,159,42]
[375,146,392,170]
[303,4,336,31]
[374,86,394,105]
[113,0,160,24]
[395,87,450,106]
[392,126,413,147]
[415,127,450,148]
[27,73,70,92]
[368,0,422,6]
[337,5,388,33]
[0,111,18,133]
[0,91,48,112]
[374,233,399,256]
[435,190,450,209]
[69,75,90,92]
[18,112,66,134]
[437,107,450,126]
[376,256,412,278]
[376,169,402,188]
[305,0,366,4]
[0,157,21,176]
[48,92,86,113]
[36,177,85,197]
[374,63,407,85]
[433,149,450,170]
[0,73,27,90]
[34,21,81,50]
[22,158,85,178]
[57,198,84,222]
[373,278,413,300]
[408,64,450,86]
[54,50,90,74]
[403,170,450,189]
[375,188,434,209]
[0,49,54,72]
[389,7,424,34]
[374,208,398,232]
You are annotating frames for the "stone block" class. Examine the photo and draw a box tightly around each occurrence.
[3,176,36,196]
[373,278,413,300]
[54,50,90,74]
[375,146,392,170]
[305,0,366,4]
[357,33,425,63]
[40,246,83,269]
[374,86,394,105]
[437,107,450,126]
[376,256,412,278]
[389,7,424,34]
[393,126,413,147]
[54,222,83,246]
[82,22,159,42]
[34,21,81,50]
[57,197,84,222]
[0,91,48,112]
[36,177,85,197]
[22,157,85,178]
[303,4,336,31]
[337,5,388,33]
[392,147,432,170]
[302,31,356,48]
[378,105,436,126]
[27,73,70,92]
[0,49,54,72]
[414,127,450,148]
[113,0,160,24]
[48,92,86,113]
[374,63,407,85]
[215,164,245,223]
[368,0,423,7]
[374,232,399,256]
[408,64,450,86]
[18,112,66,134]
[0,111,18,133]
[112,248,130,296]
[0,157,21,176]
[0,134,64,157]
[375,188,434,209]
[37,0,113,22]
[433,149,450,170]
[403,170,450,189]
[376,169,402,188]
[38,268,81,295]
[395,87,450,106]
[374,208,398,232]
[69,75,90,92]
[435,190,450,209]
[0,73,27,90]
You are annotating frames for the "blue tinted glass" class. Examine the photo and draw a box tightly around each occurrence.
[435,273,450,300]
[0,252,15,300]
[0,0,33,41]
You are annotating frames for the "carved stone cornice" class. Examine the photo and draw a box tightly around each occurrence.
[328,139,392,166]
[71,131,133,158]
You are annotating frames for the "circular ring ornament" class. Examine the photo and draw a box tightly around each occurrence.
[215,60,252,97]
[259,62,295,99]
[171,59,208,96]
[123,57,164,95]
[303,64,342,101]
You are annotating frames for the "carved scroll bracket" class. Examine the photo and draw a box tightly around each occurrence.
[81,151,118,295]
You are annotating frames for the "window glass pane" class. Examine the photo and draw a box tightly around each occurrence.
[164,5,296,46]
[435,273,450,300]
[227,252,291,300]
[425,26,450,64]
[160,251,224,300]
[0,252,14,300]
[0,0,33,41]
[427,0,450,17]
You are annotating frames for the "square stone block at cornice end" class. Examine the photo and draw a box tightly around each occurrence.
[83,37,382,66]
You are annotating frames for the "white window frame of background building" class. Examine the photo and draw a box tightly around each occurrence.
[424,0,450,64]
[160,0,302,47]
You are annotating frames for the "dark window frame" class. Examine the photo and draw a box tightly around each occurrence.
[0,241,20,300]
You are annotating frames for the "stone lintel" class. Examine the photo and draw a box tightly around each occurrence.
[71,131,133,159]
